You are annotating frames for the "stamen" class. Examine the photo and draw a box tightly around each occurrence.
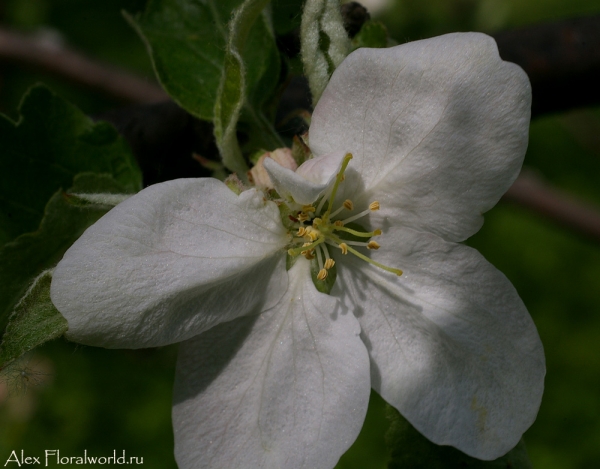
[340,208,372,225]
[334,226,382,238]
[305,226,320,241]
[288,238,325,257]
[316,184,334,214]
[344,244,402,276]
[322,245,335,269]
[316,244,324,272]
[284,156,402,282]
[324,153,353,220]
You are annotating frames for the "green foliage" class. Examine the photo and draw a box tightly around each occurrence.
[0,270,68,368]
[0,85,141,245]
[352,20,390,50]
[213,0,276,175]
[385,406,532,469]
[271,0,304,35]
[128,0,281,125]
[300,0,350,105]
[0,173,132,339]
[0,84,142,346]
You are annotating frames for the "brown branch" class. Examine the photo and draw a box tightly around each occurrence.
[503,170,600,242]
[0,27,168,104]
[493,15,600,117]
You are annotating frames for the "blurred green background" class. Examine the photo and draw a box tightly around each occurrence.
[1,0,600,468]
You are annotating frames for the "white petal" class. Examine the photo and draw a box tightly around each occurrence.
[334,227,544,459]
[264,151,346,205]
[51,178,289,348]
[310,33,531,241]
[173,258,370,469]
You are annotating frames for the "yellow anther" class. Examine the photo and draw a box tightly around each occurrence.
[302,205,316,213]
[297,212,310,222]
[305,227,319,241]
[343,199,354,210]
[312,217,322,226]
[367,241,380,250]
[297,227,307,237]
[339,243,348,255]
[369,201,380,211]
[334,220,344,227]
[303,251,315,260]
[373,229,382,236]
[324,258,335,270]
[301,242,315,257]
[317,268,328,280]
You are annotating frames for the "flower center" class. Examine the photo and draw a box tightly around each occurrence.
[286,153,402,283]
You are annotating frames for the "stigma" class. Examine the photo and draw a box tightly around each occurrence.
[286,153,402,278]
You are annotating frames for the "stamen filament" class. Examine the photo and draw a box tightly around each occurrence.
[324,154,353,221]
[316,244,324,271]
[340,208,372,225]
[329,205,346,219]
[316,185,334,214]
[344,245,403,276]
[288,238,325,257]
[334,226,381,238]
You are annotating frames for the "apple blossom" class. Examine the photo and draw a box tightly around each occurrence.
[50,32,544,468]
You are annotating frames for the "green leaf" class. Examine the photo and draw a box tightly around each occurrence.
[0,270,68,368]
[352,20,389,50]
[128,0,281,125]
[301,0,350,106]
[0,173,130,337]
[272,0,304,35]
[0,85,142,245]
[214,0,279,175]
[386,406,533,469]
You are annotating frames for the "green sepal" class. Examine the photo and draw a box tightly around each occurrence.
[0,270,68,369]
[310,245,337,294]
[0,173,131,336]
[286,252,300,271]
[386,405,533,469]
[278,202,298,231]
[351,20,389,50]
[0,84,141,245]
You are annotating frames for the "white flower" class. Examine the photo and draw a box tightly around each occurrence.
[51,32,545,469]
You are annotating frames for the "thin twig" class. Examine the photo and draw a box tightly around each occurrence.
[503,170,600,242]
[0,27,167,103]
[493,15,600,117]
